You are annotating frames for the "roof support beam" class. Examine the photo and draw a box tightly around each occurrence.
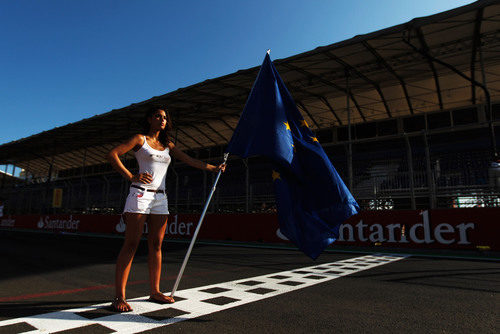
[30,164,47,177]
[179,88,248,111]
[171,102,241,122]
[65,150,101,167]
[471,8,484,104]
[214,79,251,95]
[402,36,496,158]
[77,148,104,165]
[53,154,81,170]
[163,95,222,111]
[189,88,231,101]
[28,152,52,166]
[281,63,366,121]
[88,146,110,159]
[76,147,106,165]
[22,153,51,177]
[204,122,230,142]
[346,91,365,122]
[174,137,194,151]
[176,127,204,148]
[49,153,79,171]
[362,41,414,114]
[285,83,342,126]
[296,101,320,128]
[415,28,443,110]
[220,118,236,132]
[324,51,392,117]
[319,96,343,125]
[189,124,219,146]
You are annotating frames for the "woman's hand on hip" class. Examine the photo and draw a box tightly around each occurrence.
[131,172,153,184]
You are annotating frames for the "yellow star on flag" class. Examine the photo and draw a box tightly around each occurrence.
[300,119,309,128]
[283,122,291,131]
[310,136,319,142]
[272,170,281,181]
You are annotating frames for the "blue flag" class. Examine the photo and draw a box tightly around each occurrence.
[226,53,359,259]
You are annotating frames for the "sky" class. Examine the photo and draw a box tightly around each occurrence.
[0,0,475,149]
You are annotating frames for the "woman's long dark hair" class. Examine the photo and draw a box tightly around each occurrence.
[142,106,173,147]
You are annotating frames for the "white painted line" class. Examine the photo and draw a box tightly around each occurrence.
[0,254,408,333]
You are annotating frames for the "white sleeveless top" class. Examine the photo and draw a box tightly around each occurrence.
[132,136,171,190]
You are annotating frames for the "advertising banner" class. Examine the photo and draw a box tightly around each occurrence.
[0,209,497,251]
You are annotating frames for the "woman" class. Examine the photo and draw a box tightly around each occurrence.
[107,107,225,312]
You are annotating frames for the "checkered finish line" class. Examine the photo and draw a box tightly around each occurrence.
[0,254,407,333]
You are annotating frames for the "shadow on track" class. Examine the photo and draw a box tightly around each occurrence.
[0,300,109,318]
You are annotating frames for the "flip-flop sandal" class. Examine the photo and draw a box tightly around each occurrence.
[148,294,175,304]
[111,297,133,312]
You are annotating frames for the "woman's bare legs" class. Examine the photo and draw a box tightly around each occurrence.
[147,214,174,303]
[114,213,147,311]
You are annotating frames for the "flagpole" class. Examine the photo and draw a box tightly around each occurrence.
[170,152,229,298]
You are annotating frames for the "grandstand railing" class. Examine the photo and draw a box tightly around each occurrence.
[2,153,498,215]
[1,114,499,214]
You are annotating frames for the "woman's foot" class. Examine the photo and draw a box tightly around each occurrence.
[149,292,175,304]
[111,297,132,312]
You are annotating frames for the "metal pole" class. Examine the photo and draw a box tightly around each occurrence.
[79,149,87,205]
[11,166,16,188]
[11,166,17,213]
[423,131,436,208]
[249,184,253,212]
[24,163,29,186]
[479,45,497,159]
[404,134,416,209]
[46,160,53,214]
[62,181,68,212]
[1,164,7,189]
[346,71,353,190]
[83,178,89,212]
[171,153,228,297]
[65,180,72,211]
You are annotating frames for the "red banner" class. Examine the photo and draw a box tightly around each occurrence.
[0,208,497,250]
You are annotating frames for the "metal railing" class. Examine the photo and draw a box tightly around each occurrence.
[1,147,499,214]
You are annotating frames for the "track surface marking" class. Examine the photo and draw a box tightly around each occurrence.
[0,254,406,333]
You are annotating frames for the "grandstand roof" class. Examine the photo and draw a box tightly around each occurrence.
[1,0,499,177]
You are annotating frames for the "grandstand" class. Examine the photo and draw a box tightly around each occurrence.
[0,0,499,215]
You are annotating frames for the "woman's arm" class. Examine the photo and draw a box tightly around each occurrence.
[168,142,226,172]
[107,134,153,184]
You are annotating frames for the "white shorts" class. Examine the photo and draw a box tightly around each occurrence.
[123,187,169,215]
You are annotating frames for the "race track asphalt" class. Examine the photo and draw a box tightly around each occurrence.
[0,230,498,333]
